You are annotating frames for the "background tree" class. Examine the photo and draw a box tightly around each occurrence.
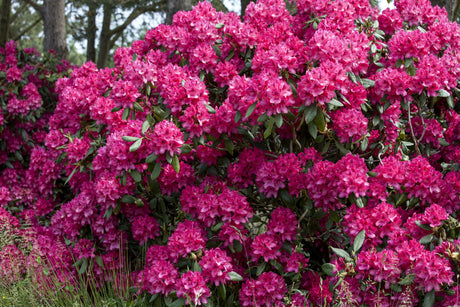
[240,0,252,16]
[23,0,68,59]
[430,0,460,20]
[0,0,12,46]
[165,0,192,25]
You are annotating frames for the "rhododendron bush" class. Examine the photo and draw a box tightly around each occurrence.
[1,0,460,305]
[0,41,74,290]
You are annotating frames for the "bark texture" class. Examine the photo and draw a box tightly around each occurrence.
[86,4,98,63]
[42,0,68,59]
[240,0,252,17]
[430,0,459,20]
[0,0,12,46]
[165,0,192,25]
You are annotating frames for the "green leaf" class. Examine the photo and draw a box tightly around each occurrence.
[398,274,415,286]
[206,104,217,114]
[129,169,142,183]
[257,113,268,123]
[218,284,226,301]
[79,258,88,275]
[446,95,454,109]
[168,298,187,307]
[193,261,202,272]
[360,138,369,151]
[180,144,192,154]
[122,136,140,142]
[234,110,242,123]
[353,230,365,253]
[423,290,435,307]
[275,114,283,128]
[212,45,221,57]
[225,139,234,155]
[264,117,275,139]
[233,239,243,253]
[211,221,223,232]
[390,283,403,293]
[329,98,344,107]
[256,262,266,276]
[122,107,130,120]
[335,140,350,155]
[171,155,180,173]
[215,23,225,29]
[95,256,104,268]
[228,271,243,281]
[406,64,416,76]
[313,110,326,132]
[404,57,414,67]
[348,71,358,84]
[151,162,162,180]
[415,220,432,231]
[360,78,375,89]
[145,153,158,163]
[65,166,78,185]
[304,104,317,124]
[225,48,235,61]
[322,263,336,276]
[142,120,150,135]
[245,102,258,118]
[420,234,434,244]
[133,102,143,112]
[308,122,318,139]
[111,106,122,113]
[331,247,351,260]
[121,195,136,203]
[104,207,112,219]
[129,138,142,152]
[437,89,450,97]
[270,259,284,273]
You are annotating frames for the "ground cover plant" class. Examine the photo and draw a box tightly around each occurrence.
[0,0,460,306]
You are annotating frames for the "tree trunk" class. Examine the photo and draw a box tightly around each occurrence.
[86,4,98,63]
[240,0,252,17]
[165,0,192,25]
[430,0,458,20]
[0,0,12,47]
[42,0,68,59]
[96,3,113,68]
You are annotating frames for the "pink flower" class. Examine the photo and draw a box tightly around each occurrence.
[239,272,287,307]
[412,250,454,292]
[199,248,233,286]
[281,251,309,273]
[110,80,141,109]
[6,66,22,82]
[143,260,178,295]
[217,187,253,225]
[332,108,368,143]
[250,233,282,262]
[0,245,25,283]
[149,120,184,157]
[267,207,298,242]
[145,245,171,264]
[421,203,449,228]
[158,162,195,195]
[177,271,211,306]
[378,9,403,34]
[73,238,95,260]
[168,220,206,260]
[131,215,160,245]
[356,249,401,287]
